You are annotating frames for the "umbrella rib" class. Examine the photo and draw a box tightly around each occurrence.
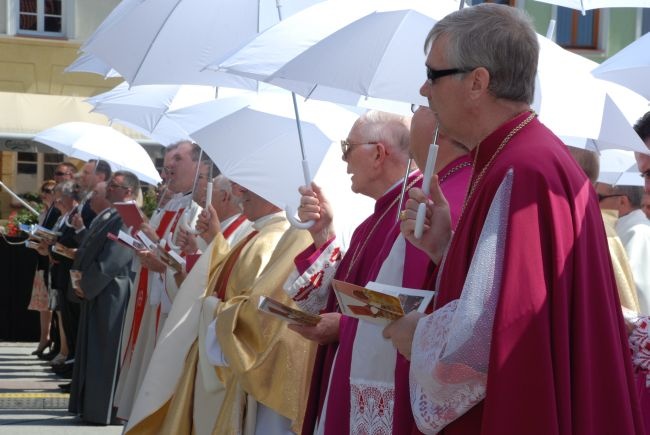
[130,0,184,86]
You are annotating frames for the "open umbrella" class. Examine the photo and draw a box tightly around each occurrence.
[86,82,216,143]
[216,0,460,106]
[533,34,649,153]
[33,122,161,185]
[65,52,120,78]
[81,0,320,87]
[598,149,645,187]
[533,0,650,14]
[169,92,360,213]
[592,32,650,100]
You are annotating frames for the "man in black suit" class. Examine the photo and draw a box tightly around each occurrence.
[68,171,139,425]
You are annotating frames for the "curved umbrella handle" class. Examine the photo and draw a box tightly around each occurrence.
[164,231,182,251]
[285,205,315,230]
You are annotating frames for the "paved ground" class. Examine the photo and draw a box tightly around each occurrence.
[0,342,122,434]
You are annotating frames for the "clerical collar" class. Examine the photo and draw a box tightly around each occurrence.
[252,211,285,230]
[382,169,420,197]
[221,213,242,229]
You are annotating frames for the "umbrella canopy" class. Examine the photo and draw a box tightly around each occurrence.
[534,34,649,154]
[81,0,321,87]
[65,52,120,78]
[216,0,460,106]
[171,93,360,212]
[592,32,650,100]
[534,0,650,14]
[33,122,161,185]
[86,82,216,143]
[598,149,644,187]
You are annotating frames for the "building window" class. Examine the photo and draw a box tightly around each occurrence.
[17,0,64,36]
[556,7,600,50]
[43,153,64,180]
[17,152,38,175]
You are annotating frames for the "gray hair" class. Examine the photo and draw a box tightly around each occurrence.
[55,180,80,201]
[424,3,538,104]
[354,110,411,156]
[113,170,142,198]
[614,185,644,208]
[213,174,242,208]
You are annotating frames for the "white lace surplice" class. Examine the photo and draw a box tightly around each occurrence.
[410,170,513,434]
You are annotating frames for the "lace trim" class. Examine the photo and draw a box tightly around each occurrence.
[284,244,342,314]
[350,381,394,435]
[629,316,650,387]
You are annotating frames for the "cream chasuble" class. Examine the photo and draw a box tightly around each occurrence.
[212,226,315,435]
[126,213,286,435]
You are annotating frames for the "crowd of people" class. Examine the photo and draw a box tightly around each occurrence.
[23,4,650,434]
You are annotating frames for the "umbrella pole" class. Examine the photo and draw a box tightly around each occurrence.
[0,181,39,216]
[395,159,413,222]
[414,127,440,239]
[276,1,315,230]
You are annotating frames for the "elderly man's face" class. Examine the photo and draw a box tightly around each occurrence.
[89,182,109,214]
[167,142,198,194]
[233,183,276,221]
[342,125,379,196]
[636,147,650,193]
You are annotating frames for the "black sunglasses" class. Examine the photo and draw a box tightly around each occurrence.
[597,193,625,202]
[426,66,472,84]
[41,188,54,194]
[54,171,71,176]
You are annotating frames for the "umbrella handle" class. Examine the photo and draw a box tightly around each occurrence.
[285,206,315,229]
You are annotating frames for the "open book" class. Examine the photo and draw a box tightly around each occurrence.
[20,224,60,244]
[258,296,322,326]
[107,230,147,251]
[331,280,435,326]
[52,243,76,260]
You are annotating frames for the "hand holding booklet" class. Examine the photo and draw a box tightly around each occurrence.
[331,279,435,325]
[258,296,322,326]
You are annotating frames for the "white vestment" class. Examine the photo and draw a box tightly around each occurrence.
[616,209,650,315]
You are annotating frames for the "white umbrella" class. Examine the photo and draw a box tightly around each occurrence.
[171,92,360,213]
[33,122,161,185]
[534,0,650,14]
[86,82,216,143]
[592,32,650,100]
[81,0,320,87]
[534,34,649,154]
[65,52,121,78]
[598,149,644,187]
[216,0,460,106]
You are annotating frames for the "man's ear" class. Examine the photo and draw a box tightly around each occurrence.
[468,67,490,99]
[373,142,388,167]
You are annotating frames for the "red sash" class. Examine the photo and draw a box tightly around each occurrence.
[122,209,181,364]
[212,230,258,301]
[222,214,248,240]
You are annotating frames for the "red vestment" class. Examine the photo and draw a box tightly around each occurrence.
[429,113,645,434]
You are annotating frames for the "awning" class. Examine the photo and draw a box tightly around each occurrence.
[0,91,158,152]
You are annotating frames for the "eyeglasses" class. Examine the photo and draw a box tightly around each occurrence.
[340,140,378,160]
[640,170,650,180]
[597,193,625,202]
[426,66,472,84]
[54,171,71,177]
[41,188,53,194]
[108,182,129,190]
